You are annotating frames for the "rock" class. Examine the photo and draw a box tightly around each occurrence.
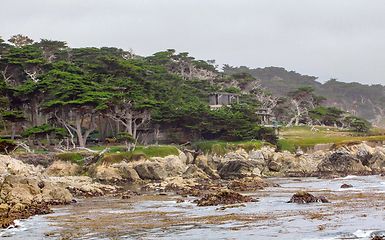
[44,160,82,176]
[268,161,281,172]
[52,176,125,198]
[288,191,329,204]
[9,203,25,213]
[218,160,262,179]
[296,147,304,156]
[317,152,368,173]
[134,161,167,180]
[356,144,373,166]
[154,155,186,177]
[369,147,385,171]
[88,162,141,183]
[227,177,276,191]
[193,189,258,206]
[0,154,75,228]
[182,165,210,179]
[193,156,221,179]
[372,235,384,240]
[340,183,353,188]
[0,204,10,213]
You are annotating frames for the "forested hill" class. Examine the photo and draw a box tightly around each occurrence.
[223,65,385,125]
[0,34,383,150]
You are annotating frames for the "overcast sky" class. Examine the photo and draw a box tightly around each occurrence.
[1,0,385,85]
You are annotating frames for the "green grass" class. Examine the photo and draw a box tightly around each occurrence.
[278,126,385,152]
[98,145,179,165]
[56,152,91,165]
[88,145,127,154]
[192,140,267,155]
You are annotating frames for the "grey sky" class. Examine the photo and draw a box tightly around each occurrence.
[1,0,385,85]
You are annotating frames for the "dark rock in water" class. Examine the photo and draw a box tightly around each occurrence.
[372,235,384,240]
[340,183,353,188]
[193,189,258,206]
[288,191,329,204]
[0,202,53,228]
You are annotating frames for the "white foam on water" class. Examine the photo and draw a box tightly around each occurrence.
[354,229,374,238]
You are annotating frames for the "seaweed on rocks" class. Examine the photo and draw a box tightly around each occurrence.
[193,189,258,206]
[288,191,330,204]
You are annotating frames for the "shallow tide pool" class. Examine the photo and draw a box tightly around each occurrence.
[2,175,385,239]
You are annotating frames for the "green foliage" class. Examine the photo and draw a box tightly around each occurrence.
[308,106,346,126]
[1,111,26,122]
[55,152,90,165]
[21,123,67,139]
[220,87,241,94]
[349,117,372,132]
[116,132,136,143]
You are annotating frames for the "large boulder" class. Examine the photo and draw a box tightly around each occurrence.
[153,154,187,177]
[134,161,167,180]
[44,160,83,176]
[87,162,140,183]
[317,151,368,173]
[218,159,262,179]
[182,165,210,180]
[369,147,385,171]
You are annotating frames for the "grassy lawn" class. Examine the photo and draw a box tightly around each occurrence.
[192,140,268,155]
[278,126,385,152]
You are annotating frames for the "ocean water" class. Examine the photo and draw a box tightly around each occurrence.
[2,175,385,239]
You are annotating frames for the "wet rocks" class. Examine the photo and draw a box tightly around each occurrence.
[0,155,74,228]
[193,189,258,206]
[0,201,53,228]
[227,177,276,191]
[340,183,353,188]
[372,235,384,240]
[288,191,329,204]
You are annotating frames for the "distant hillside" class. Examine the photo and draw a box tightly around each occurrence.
[223,65,385,127]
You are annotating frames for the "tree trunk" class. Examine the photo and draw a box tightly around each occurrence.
[2,119,8,135]
[11,123,15,140]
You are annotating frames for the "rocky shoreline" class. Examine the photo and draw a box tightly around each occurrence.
[1,141,385,228]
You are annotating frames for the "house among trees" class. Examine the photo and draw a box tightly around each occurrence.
[255,108,273,125]
[209,92,240,109]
